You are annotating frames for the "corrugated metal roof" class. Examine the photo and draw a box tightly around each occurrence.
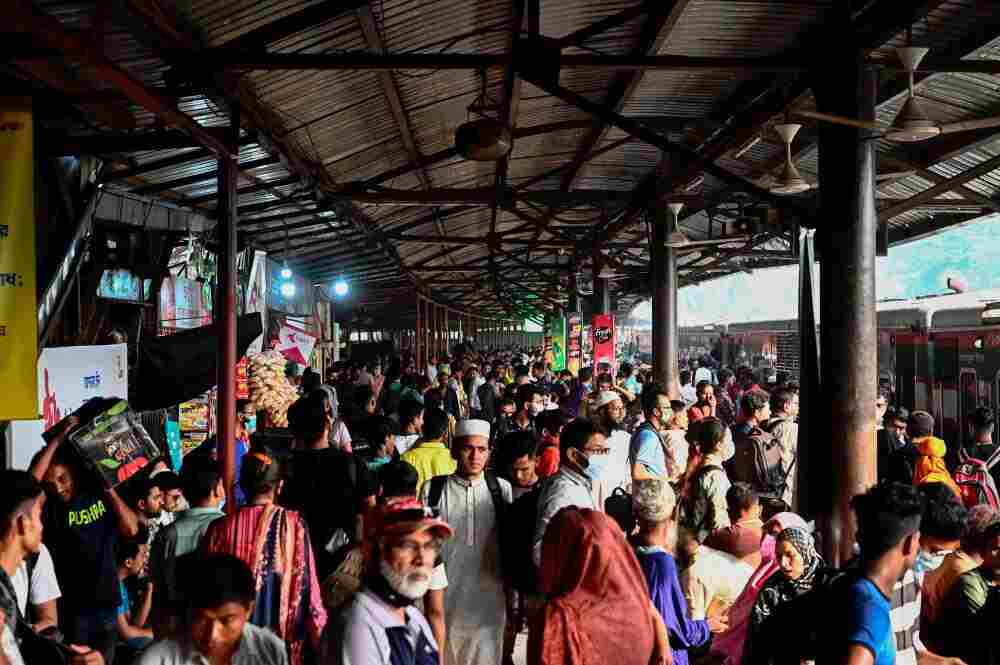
[20,0,1000,318]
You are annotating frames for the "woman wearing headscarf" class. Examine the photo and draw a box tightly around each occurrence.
[529,507,672,665]
[202,449,327,665]
[709,512,810,665]
[744,525,831,665]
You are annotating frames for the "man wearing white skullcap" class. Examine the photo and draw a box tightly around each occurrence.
[591,391,633,511]
[419,419,512,665]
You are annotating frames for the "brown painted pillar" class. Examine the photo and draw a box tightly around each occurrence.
[216,109,239,513]
[814,62,879,565]
[592,251,610,315]
[415,297,423,372]
[650,204,681,398]
[568,267,580,313]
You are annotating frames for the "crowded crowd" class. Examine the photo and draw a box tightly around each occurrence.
[2,343,1000,665]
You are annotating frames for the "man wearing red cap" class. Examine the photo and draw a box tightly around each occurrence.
[323,497,453,665]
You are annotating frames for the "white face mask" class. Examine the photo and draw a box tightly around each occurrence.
[380,559,433,600]
[914,548,950,575]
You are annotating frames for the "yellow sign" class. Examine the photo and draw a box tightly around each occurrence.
[0,98,38,419]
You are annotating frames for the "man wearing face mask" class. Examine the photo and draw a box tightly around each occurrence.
[511,384,546,435]
[533,419,607,567]
[323,497,453,665]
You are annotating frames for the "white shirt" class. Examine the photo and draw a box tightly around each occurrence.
[395,433,420,457]
[680,545,755,620]
[0,623,24,665]
[681,383,698,406]
[694,367,715,385]
[137,623,288,665]
[12,544,61,616]
[327,588,439,665]
[419,474,512,665]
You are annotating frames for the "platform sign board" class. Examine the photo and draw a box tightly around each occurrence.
[567,313,583,376]
[548,316,566,372]
[591,313,616,374]
[0,98,38,419]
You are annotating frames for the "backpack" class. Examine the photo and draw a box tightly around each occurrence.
[729,426,790,513]
[604,487,635,535]
[501,483,546,594]
[954,447,1000,510]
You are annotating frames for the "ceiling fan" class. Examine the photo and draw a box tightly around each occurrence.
[790,45,1000,142]
[655,201,755,250]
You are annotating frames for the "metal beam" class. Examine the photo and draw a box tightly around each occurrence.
[173,51,993,73]
[236,195,315,216]
[877,153,1000,221]
[879,155,1000,214]
[332,187,702,206]
[520,74,810,216]
[13,0,234,156]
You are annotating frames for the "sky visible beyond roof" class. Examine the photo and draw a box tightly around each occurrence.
[631,214,1000,326]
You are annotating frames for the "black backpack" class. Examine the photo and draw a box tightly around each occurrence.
[728,426,790,515]
[501,483,546,594]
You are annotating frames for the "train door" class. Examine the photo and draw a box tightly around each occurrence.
[894,332,930,412]
[933,335,959,443]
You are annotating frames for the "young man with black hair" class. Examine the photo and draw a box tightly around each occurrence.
[0,470,105,665]
[964,407,998,483]
[138,553,288,665]
[817,482,924,665]
[511,384,546,435]
[763,388,800,509]
[498,431,541,499]
[29,417,140,661]
[130,475,169,582]
[631,386,674,483]
[282,395,377,580]
[878,407,917,486]
[363,416,399,471]
[477,371,500,425]
[401,407,457,495]
[534,409,568,480]
[533,419,607,566]
[395,399,424,457]
[419,420,512,665]
[149,455,226,637]
[113,529,154,654]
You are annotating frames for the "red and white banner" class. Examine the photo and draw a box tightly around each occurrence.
[591,313,616,373]
[276,324,317,366]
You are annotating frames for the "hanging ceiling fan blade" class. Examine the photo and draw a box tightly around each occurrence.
[677,236,752,250]
[938,115,1000,135]
[792,110,881,131]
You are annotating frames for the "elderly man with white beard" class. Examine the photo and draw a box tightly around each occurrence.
[323,497,453,665]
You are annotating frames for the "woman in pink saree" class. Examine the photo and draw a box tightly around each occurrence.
[708,512,809,665]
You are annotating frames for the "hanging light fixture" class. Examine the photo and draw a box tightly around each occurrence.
[770,122,812,195]
[280,227,293,278]
[455,69,512,161]
[666,202,690,247]
[887,46,940,142]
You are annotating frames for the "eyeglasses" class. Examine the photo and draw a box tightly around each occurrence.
[583,446,611,456]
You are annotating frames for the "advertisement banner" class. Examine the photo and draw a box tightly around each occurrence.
[591,313,616,373]
[39,344,129,430]
[246,250,267,353]
[0,98,38,419]
[566,313,583,376]
[276,324,317,366]
[159,276,210,331]
[548,316,567,372]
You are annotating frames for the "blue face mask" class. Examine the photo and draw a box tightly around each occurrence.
[580,449,609,482]
[244,416,257,435]
[914,548,949,575]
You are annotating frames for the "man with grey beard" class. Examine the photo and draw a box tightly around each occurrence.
[323,497,453,665]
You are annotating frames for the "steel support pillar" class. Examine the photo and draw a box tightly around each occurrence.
[592,251,610,315]
[650,204,681,398]
[415,297,423,373]
[814,62,879,566]
[216,108,240,513]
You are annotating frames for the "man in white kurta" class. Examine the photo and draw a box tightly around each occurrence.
[591,391,633,510]
[419,419,512,665]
